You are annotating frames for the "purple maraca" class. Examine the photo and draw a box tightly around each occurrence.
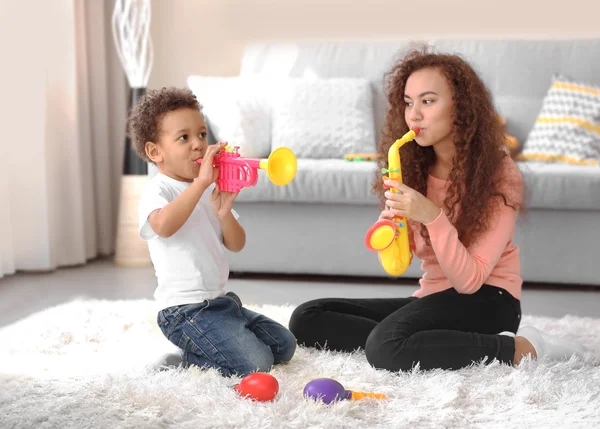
[303,378,352,404]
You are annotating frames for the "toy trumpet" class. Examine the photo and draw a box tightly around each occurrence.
[364,127,420,276]
[303,378,387,404]
[195,145,297,193]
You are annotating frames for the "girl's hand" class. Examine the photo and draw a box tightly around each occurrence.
[383,180,442,224]
[210,183,239,220]
[378,208,394,221]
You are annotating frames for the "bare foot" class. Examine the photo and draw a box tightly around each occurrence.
[513,335,537,364]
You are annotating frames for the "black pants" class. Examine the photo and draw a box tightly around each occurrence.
[289,285,521,371]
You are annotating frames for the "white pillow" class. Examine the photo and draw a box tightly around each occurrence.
[270,78,376,159]
[186,76,271,158]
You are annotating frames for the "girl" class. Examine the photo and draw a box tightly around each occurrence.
[289,49,587,371]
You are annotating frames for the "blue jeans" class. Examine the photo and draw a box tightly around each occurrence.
[157,292,296,377]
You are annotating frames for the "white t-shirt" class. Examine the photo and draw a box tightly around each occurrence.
[138,173,239,309]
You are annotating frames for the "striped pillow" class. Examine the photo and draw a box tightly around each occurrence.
[519,74,600,166]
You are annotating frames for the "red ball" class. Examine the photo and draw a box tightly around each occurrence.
[234,372,279,402]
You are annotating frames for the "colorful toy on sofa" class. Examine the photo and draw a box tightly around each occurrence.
[343,153,381,162]
[195,145,297,193]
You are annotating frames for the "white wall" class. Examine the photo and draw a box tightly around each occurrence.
[147,0,600,89]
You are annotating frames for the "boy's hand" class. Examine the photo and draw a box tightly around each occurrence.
[210,184,239,219]
[197,142,226,187]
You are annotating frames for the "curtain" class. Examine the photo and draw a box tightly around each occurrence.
[0,0,127,278]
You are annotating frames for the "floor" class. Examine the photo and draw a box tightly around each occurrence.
[1,257,599,328]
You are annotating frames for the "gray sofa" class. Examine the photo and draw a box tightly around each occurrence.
[183,39,600,287]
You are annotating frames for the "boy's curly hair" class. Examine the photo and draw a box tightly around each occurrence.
[374,47,524,248]
[127,87,202,163]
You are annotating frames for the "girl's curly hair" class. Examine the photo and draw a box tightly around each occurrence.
[127,87,202,163]
[373,47,524,248]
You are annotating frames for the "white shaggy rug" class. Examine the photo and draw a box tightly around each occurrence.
[1,299,599,429]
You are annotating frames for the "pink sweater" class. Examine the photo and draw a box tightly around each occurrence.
[411,157,524,300]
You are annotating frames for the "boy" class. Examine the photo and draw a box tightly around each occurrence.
[129,87,296,377]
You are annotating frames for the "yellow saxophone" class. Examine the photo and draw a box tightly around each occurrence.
[365,127,420,276]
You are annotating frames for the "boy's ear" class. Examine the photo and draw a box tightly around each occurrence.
[145,141,163,163]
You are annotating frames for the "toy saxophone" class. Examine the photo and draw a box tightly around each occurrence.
[364,127,420,276]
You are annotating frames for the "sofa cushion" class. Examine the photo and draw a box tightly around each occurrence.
[518,161,600,210]
[241,39,600,148]
[235,159,600,211]
[270,78,376,159]
[235,159,380,204]
[186,76,272,158]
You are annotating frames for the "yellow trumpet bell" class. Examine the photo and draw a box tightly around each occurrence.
[259,147,298,186]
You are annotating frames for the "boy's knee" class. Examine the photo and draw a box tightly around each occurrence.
[277,329,297,363]
[235,349,275,377]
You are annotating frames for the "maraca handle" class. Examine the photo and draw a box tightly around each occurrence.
[350,390,387,400]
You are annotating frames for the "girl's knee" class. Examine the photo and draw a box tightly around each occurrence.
[290,301,314,316]
[365,324,413,372]
[365,325,387,369]
[289,301,314,328]
[288,299,326,342]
